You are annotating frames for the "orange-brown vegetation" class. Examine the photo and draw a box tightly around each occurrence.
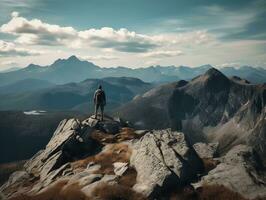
[72,143,132,174]
[202,158,220,172]
[170,184,248,200]
[197,184,247,200]
[91,127,142,144]
[91,182,146,200]
[117,167,137,187]
[9,180,89,200]
[170,185,198,200]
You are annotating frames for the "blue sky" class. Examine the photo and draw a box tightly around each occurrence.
[0,0,265,69]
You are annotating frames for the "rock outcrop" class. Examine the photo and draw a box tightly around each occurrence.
[117,68,266,164]
[1,115,266,200]
[194,145,266,199]
[0,116,120,198]
[193,142,219,159]
[130,129,203,197]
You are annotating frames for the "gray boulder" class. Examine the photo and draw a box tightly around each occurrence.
[1,118,101,195]
[83,116,121,134]
[0,171,30,191]
[24,118,80,174]
[83,117,99,127]
[194,145,266,199]
[130,129,203,197]
[193,142,219,159]
[98,120,120,134]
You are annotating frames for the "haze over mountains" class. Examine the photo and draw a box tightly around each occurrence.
[0,56,265,87]
[0,77,152,112]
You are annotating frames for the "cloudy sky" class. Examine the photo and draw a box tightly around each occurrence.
[0,0,265,69]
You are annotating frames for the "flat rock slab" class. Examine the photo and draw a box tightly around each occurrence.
[130,129,203,197]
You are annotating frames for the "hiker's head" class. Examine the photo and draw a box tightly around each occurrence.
[98,85,102,89]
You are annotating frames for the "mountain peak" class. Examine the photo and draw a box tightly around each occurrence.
[51,55,82,66]
[26,64,41,70]
[204,67,228,80]
[67,55,80,61]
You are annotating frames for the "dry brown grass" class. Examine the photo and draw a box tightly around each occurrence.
[91,182,146,200]
[72,143,132,175]
[197,184,247,200]
[114,127,143,142]
[169,184,252,200]
[117,167,137,187]
[91,128,142,145]
[9,180,89,200]
[170,185,198,200]
[202,158,220,172]
[91,130,115,143]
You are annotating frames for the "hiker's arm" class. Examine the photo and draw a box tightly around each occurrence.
[93,91,96,104]
[103,92,106,105]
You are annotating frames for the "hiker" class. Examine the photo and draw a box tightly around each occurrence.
[93,85,106,121]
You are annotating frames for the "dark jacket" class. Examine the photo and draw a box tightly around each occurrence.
[93,89,106,105]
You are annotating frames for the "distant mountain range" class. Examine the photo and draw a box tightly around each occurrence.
[117,68,266,163]
[0,79,55,94]
[0,55,265,87]
[0,67,21,73]
[0,77,152,112]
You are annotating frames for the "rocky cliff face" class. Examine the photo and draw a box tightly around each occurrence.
[117,68,266,164]
[1,116,265,200]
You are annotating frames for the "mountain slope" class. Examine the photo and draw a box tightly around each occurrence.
[0,77,152,112]
[221,66,266,84]
[0,56,100,86]
[117,68,266,162]
[0,79,55,94]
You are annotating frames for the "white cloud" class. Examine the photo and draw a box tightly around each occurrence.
[0,12,216,53]
[145,59,161,66]
[0,40,41,57]
[1,60,18,66]
[79,55,118,61]
[141,50,183,58]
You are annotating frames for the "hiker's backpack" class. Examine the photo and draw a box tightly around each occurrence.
[95,90,105,104]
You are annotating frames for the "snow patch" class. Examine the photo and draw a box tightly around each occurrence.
[23,110,47,115]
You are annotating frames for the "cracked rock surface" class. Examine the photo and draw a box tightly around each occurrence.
[130,129,203,197]
[193,145,266,199]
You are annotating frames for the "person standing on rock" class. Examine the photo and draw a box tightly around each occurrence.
[93,85,106,121]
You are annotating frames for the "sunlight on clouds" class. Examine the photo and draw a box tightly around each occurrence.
[141,50,183,58]
[0,8,264,68]
[0,40,42,57]
[0,12,216,54]
[79,55,118,61]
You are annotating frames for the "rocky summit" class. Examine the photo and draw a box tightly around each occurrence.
[117,68,266,165]
[1,115,265,200]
